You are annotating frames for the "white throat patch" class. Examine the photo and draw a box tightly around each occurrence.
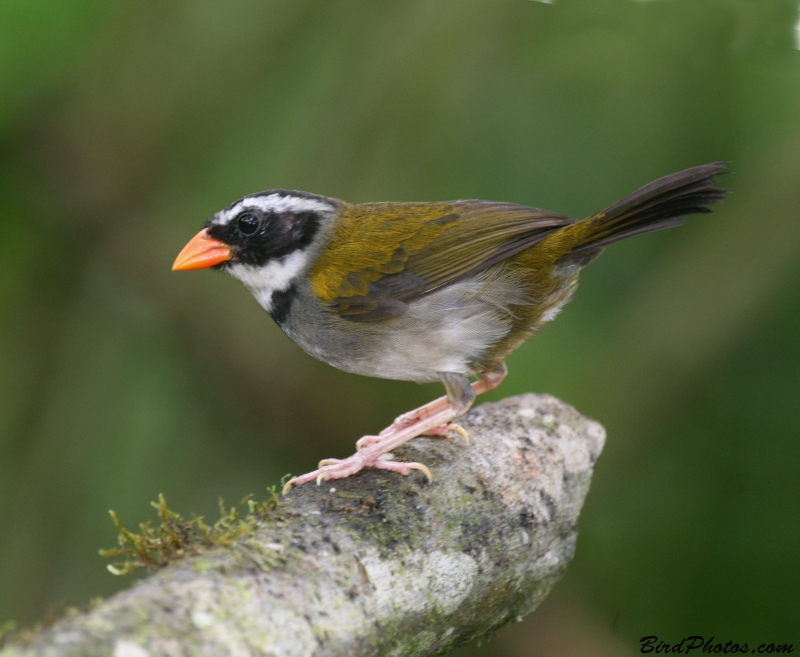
[227,250,310,312]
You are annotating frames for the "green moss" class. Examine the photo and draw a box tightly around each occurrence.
[0,621,18,646]
[0,620,46,651]
[0,619,38,652]
[100,478,291,576]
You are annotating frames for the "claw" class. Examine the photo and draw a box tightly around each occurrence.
[316,473,325,486]
[373,458,432,482]
[282,480,294,495]
[421,423,470,443]
[408,462,432,482]
[445,423,470,443]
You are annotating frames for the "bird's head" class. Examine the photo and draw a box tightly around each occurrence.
[173,189,340,313]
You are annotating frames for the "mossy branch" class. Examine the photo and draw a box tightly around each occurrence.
[0,394,605,657]
[100,492,282,575]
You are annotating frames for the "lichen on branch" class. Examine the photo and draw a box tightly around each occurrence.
[1,394,605,657]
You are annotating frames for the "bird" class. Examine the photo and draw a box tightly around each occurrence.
[173,163,727,492]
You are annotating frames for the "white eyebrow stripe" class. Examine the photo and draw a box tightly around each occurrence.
[212,194,334,225]
[242,194,334,214]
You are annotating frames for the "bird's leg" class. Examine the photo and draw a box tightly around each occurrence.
[282,364,507,493]
[368,362,508,444]
[422,363,508,439]
[396,371,475,444]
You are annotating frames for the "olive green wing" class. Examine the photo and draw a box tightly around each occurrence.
[307,200,572,321]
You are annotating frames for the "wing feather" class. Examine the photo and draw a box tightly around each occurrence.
[307,200,571,320]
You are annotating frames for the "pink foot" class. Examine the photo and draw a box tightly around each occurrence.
[356,422,468,450]
[283,399,463,494]
[281,365,506,494]
[355,434,383,451]
[379,398,450,436]
[281,452,431,494]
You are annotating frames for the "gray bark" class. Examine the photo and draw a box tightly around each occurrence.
[1,393,605,657]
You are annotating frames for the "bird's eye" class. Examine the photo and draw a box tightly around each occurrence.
[236,213,260,235]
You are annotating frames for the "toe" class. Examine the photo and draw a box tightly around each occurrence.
[356,435,380,451]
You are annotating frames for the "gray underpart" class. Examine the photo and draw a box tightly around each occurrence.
[278,263,572,383]
[1,394,606,657]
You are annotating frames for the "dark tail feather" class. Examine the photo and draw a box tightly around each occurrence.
[559,162,728,262]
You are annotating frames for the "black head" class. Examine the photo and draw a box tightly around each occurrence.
[203,189,339,268]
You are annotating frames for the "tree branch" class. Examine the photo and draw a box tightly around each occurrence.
[1,394,605,657]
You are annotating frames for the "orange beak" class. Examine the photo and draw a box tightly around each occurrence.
[172,229,232,271]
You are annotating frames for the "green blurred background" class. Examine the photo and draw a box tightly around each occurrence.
[1,0,798,654]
